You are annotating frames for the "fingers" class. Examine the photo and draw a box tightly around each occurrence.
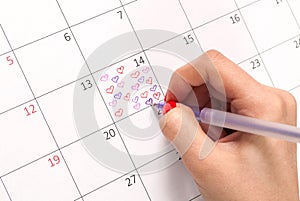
[160,103,215,158]
[166,50,261,102]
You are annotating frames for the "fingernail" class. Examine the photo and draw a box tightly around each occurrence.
[163,101,177,115]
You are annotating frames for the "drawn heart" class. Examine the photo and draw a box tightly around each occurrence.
[132,96,139,103]
[140,91,149,99]
[131,83,140,91]
[146,77,153,85]
[114,92,122,100]
[124,93,130,101]
[153,92,161,100]
[134,103,141,110]
[145,98,153,106]
[131,71,140,78]
[117,66,125,74]
[115,109,123,117]
[117,81,125,88]
[109,100,117,107]
[138,76,145,83]
[111,76,119,83]
[142,67,150,73]
[106,86,114,94]
[150,85,157,92]
[100,74,109,82]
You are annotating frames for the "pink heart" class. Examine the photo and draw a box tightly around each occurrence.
[115,109,123,117]
[109,100,117,107]
[117,81,125,88]
[131,83,140,91]
[146,77,153,85]
[134,103,141,110]
[100,74,109,81]
[124,93,130,101]
[142,67,150,73]
[131,71,140,78]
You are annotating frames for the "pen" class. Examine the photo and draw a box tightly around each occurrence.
[153,102,300,143]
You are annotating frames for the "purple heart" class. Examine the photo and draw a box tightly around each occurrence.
[112,76,119,83]
[117,81,125,88]
[150,85,157,92]
[114,92,122,99]
[138,76,145,83]
[145,98,153,106]
[132,96,139,103]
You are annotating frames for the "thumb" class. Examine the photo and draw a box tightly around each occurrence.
[159,103,215,159]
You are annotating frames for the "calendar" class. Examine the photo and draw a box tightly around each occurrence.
[0,0,300,200]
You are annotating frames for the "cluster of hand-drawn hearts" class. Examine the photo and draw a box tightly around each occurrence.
[100,66,162,118]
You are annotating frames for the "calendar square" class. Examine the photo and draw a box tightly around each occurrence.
[95,53,162,121]
[15,30,89,97]
[195,11,257,63]
[0,30,11,55]
[62,128,134,195]
[0,53,33,114]
[83,171,150,201]
[72,8,141,73]
[261,37,300,90]
[288,0,300,24]
[0,101,57,176]
[0,0,66,48]
[240,0,299,52]
[57,0,121,26]
[125,0,191,49]
[116,107,174,168]
[235,0,261,8]
[0,181,10,201]
[239,56,273,87]
[38,76,113,148]
[180,0,237,28]
[140,157,200,201]
[3,151,80,201]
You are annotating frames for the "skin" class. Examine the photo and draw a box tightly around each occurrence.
[160,50,299,201]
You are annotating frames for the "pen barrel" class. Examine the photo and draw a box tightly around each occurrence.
[199,108,300,143]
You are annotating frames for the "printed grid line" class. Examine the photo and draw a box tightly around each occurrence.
[55,0,152,200]
[1,177,12,201]
[0,0,299,181]
[0,0,299,200]
[286,0,300,30]
[189,194,202,201]
[0,24,85,201]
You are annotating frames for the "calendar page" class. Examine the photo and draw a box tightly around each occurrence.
[1,0,300,201]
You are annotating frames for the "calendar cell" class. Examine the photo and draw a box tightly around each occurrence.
[195,11,257,64]
[0,30,11,55]
[72,8,141,73]
[239,56,273,87]
[261,36,300,90]
[116,107,174,168]
[125,0,191,49]
[57,0,121,26]
[288,0,300,25]
[83,171,150,201]
[140,156,200,201]
[38,76,113,148]
[0,101,57,176]
[180,0,237,28]
[0,53,33,113]
[0,181,10,201]
[15,30,89,97]
[240,0,299,52]
[0,0,66,48]
[62,128,134,195]
[3,151,80,201]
